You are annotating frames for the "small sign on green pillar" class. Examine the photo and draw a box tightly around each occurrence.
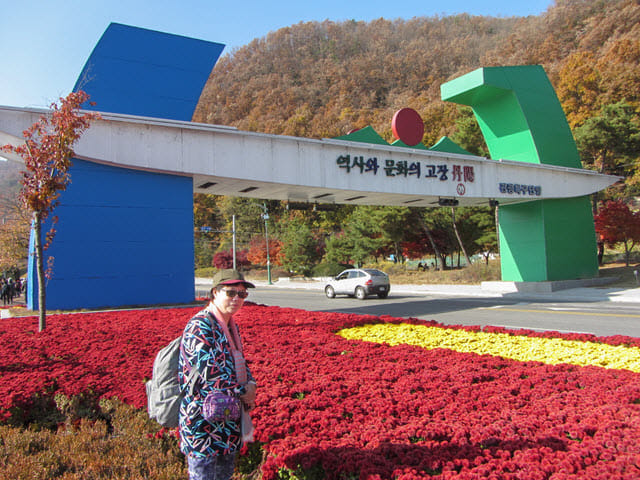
[441,65,599,282]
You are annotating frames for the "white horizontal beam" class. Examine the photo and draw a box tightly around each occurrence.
[0,106,621,207]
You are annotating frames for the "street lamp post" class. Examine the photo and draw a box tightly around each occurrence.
[232,215,237,270]
[261,204,273,285]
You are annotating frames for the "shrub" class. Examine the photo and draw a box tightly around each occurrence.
[377,262,407,276]
[381,261,501,284]
[0,398,185,479]
[311,262,350,277]
[212,249,251,270]
[195,266,217,278]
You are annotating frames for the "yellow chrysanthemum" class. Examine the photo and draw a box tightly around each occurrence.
[338,324,640,372]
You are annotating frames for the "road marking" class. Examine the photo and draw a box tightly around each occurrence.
[486,303,532,309]
[487,307,640,318]
[485,324,596,335]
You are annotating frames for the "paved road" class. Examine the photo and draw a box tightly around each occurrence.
[239,286,640,338]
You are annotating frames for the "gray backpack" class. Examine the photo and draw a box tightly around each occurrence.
[146,336,198,428]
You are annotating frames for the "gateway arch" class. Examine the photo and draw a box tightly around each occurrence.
[0,24,618,310]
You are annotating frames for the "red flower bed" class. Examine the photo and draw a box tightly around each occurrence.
[2,304,640,479]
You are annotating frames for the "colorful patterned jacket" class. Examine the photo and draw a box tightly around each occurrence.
[178,309,254,457]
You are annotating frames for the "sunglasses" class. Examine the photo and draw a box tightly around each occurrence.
[221,288,249,299]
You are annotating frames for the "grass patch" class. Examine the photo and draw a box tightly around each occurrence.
[388,261,640,288]
[385,261,501,285]
[597,262,640,289]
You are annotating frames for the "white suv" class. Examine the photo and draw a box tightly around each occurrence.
[324,268,390,300]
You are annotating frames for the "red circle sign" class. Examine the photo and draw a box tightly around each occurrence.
[391,108,424,146]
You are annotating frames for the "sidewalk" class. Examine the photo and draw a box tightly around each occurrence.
[196,277,640,304]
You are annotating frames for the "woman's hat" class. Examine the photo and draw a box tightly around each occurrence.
[212,269,255,289]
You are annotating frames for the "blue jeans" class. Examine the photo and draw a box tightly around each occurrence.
[187,453,236,480]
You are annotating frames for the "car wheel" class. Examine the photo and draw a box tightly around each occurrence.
[355,286,367,300]
[325,286,336,298]
[377,292,388,299]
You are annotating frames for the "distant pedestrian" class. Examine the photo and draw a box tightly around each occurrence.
[7,277,16,305]
[1,279,9,306]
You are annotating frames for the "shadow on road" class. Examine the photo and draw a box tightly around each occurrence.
[307,292,608,318]
[313,296,501,317]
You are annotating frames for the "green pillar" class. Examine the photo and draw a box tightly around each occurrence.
[441,65,598,282]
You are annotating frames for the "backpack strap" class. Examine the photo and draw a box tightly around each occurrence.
[179,330,204,396]
[184,361,200,396]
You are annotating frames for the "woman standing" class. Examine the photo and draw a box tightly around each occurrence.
[179,269,257,480]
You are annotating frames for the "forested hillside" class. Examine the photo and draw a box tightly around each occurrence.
[195,0,640,150]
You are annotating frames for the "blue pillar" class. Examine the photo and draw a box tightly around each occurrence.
[27,24,224,310]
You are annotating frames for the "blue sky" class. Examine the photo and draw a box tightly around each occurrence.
[0,0,553,108]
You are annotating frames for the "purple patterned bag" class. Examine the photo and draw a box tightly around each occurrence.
[202,392,241,422]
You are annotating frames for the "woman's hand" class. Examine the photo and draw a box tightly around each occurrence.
[240,382,257,410]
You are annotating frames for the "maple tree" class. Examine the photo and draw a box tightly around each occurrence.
[212,248,250,270]
[594,200,640,266]
[400,238,431,261]
[246,235,283,267]
[1,91,99,331]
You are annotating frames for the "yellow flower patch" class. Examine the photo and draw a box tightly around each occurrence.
[338,324,640,372]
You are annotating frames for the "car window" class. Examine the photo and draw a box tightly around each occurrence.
[357,271,366,278]
[365,269,385,276]
[336,272,348,280]
[347,271,359,279]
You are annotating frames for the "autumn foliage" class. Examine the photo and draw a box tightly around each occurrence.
[246,235,283,266]
[196,1,640,143]
[212,248,251,270]
[3,92,98,219]
[0,194,29,271]
[594,200,640,265]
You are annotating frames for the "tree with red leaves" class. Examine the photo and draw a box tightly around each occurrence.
[2,92,99,330]
[247,235,282,267]
[212,248,251,270]
[594,200,640,267]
